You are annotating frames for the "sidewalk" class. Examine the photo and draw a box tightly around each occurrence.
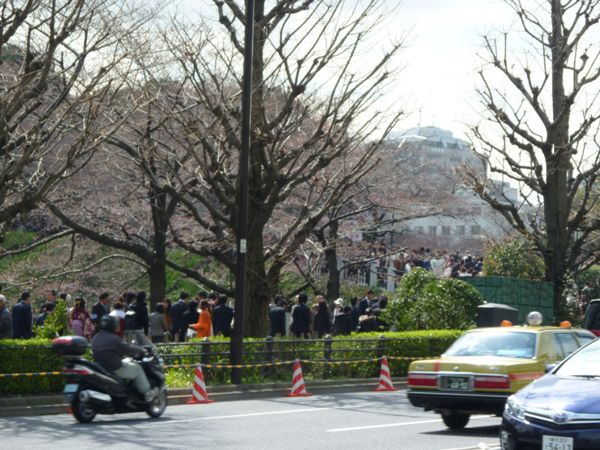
[0,377,407,418]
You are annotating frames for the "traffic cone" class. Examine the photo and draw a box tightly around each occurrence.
[186,366,215,404]
[287,359,311,397]
[374,356,398,391]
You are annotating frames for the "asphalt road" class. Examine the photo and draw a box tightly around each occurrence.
[2,390,502,450]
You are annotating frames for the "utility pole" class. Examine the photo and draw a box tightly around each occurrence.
[230,0,255,385]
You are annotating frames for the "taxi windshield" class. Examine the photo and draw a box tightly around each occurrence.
[556,339,600,377]
[444,331,537,359]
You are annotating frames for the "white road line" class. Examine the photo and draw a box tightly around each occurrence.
[326,418,443,432]
[440,445,501,450]
[326,414,497,433]
[138,406,334,426]
[198,407,330,420]
[145,401,402,426]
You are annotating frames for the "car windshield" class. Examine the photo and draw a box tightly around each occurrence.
[556,340,600,377]
[444,331,537,359]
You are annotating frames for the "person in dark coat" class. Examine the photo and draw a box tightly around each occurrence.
[357,308,378,333]
[12,291,33,339]
[269,295,286,337]
[360,289,376,314]
[333,305,352,336]
[128,291,150,335]
[313,299,331,338]
[212,295,234,337]
[181,300,199,340]
[350,296,361,331]
[170,292,189,342]
[92,292,111,328]
[290,293,311,339]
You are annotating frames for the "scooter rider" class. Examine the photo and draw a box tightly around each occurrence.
[92,315,158,402]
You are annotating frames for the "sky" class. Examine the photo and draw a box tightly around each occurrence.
[178,0,518,139]
[386,0,515,138]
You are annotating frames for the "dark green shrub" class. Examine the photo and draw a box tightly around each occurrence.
[0,338,65,395]
[34,299,69,338]
[383,268,483,330]
[484,236,545,280]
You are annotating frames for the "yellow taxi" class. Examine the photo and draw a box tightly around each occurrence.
[407,313,596,430]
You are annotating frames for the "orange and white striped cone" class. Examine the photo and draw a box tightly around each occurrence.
[287,359,311,397]
[374,356,398,392]
[186,366,215,404]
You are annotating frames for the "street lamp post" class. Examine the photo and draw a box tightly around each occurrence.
[230,0,255,385]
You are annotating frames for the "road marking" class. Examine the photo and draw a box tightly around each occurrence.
[326,415,496,433]
[440,444,501,450]
[198,407,330,420]
[326,418,443,432]
[148,401,400,426]
[143,406,334,426]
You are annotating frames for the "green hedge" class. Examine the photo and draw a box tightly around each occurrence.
[0,330,463,395]
[0,338,66,395]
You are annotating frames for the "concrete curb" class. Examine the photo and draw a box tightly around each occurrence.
[0,377,407,418]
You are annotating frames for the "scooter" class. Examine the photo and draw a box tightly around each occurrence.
[52,334,167,423]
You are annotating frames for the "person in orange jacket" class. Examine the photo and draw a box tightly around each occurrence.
[190,300,213,338]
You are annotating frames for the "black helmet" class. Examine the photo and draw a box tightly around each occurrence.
[99,314,117,333]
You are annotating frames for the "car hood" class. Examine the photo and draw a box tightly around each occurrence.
[519,375,600,414]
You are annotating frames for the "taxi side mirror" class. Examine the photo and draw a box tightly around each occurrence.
[545,363,557,374]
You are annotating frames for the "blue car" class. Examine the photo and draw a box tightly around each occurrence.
[500,337,600,450]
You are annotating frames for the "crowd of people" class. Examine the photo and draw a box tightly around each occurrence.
[396,247,484,278]
[0,289,235,343]
[0,286,389,342]
[340,246,484,288]
[269,289,388,338]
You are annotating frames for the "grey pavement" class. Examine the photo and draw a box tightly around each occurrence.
[1,390,502,450]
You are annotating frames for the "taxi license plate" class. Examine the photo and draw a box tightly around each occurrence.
[442,376,470,391]
[542,435,573,450]
[63,384,78,394]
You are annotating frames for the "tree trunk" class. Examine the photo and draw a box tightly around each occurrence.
[543,154,570,322]
[148,260,166,311]
[148,185,169,310]
[544,0,570,322]
[325,222,341,301]
[239,0,270,337]
[244,229,271,336]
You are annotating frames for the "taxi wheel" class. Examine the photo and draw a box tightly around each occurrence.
[441,412,470,430]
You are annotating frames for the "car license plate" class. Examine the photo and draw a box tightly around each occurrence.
[442,376,470,391]
[542,435,573,450]
[63,384,78,394]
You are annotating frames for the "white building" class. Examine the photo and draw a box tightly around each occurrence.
[384,126,517,251]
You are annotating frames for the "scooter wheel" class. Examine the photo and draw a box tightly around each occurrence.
[72,397,97,423]
[146,387,167,418]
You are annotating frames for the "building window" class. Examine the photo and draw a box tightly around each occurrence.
[415,226,424,234]
[442,226,451,236]
[457,225,465,236]
[471,225,481,236]
[429,225,437,235]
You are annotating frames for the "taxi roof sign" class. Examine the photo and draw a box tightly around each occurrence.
[526,311,543,326]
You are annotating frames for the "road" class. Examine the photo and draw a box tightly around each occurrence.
[1,390,502,450]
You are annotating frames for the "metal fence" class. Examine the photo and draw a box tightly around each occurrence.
[154,335,442,382]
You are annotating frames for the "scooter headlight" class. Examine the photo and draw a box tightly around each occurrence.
[505,395,525,421]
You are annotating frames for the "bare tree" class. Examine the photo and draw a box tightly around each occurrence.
[465,0,600,319]
[46,74,214,308]
[0,0,153,236]
[159,0,404,335]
